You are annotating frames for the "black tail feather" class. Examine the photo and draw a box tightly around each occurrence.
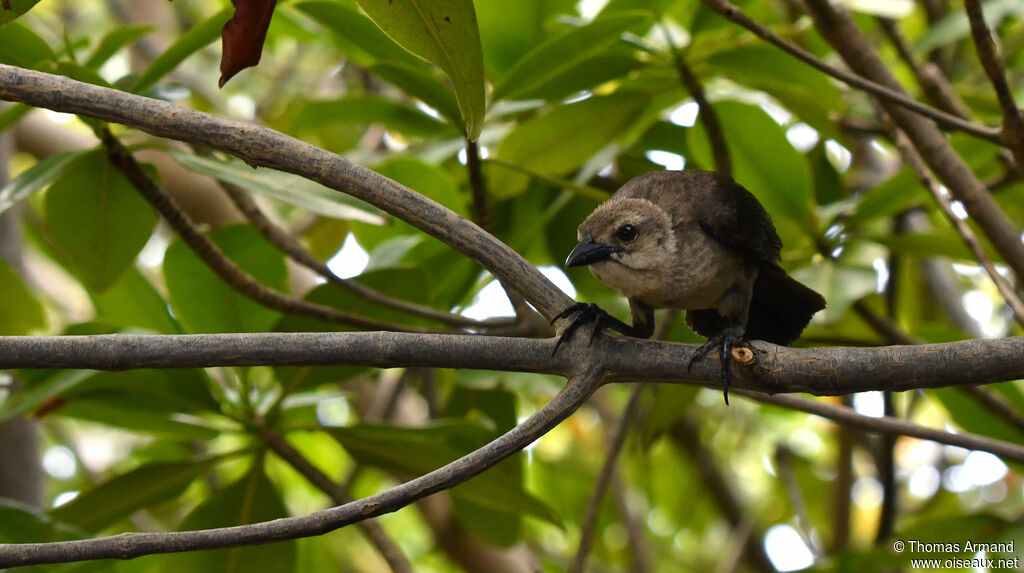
[745,264,825,344]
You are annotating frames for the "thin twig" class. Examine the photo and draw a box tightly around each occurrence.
[0,367,605,567]
[697,0,1003,144]
[260,429,414,573]
[100,130,433,333]
[662,24,731,174]
[669,415,776,573]
[570,385,644,573]
[884,120,1024,328]
[876,18,972,119]
[218,180,503,328]
[797,0,1024,284]
[610,473,650,573]
[740,391,1024,463]
[964,0,1024,177]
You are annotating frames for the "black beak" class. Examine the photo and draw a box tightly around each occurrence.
[565,235,620,268]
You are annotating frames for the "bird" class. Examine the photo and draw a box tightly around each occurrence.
[559,169,825,403]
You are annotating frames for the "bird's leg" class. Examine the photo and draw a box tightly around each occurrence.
[687,326,747,405]
[551,302,653,355]
[687,281,753,405]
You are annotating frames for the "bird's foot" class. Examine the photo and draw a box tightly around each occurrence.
[687,327,747,405]
[551,302,615,355]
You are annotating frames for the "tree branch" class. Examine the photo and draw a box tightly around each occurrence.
[697,0,1003,145]
[798,0,1024,284]
[0,367,605,567]
[99,130,433,333]
[738,391,1024,463]
[259,429,414,573]
[964,0,1024,177]
[570,385,643,573]
[2,333,1024,396]
[219,180,503,329]
[0,65,574,323]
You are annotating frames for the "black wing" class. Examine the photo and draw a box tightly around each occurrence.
[693,173,782,263]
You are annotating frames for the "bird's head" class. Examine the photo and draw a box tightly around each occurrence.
[565,197,678,292]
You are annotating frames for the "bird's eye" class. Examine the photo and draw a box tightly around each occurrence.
[616,224,638,242]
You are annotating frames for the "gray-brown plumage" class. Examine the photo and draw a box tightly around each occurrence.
[560,170,825,402]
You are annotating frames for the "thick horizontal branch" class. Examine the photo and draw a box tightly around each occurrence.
[0,64,573,321]
[2,333,1023,396]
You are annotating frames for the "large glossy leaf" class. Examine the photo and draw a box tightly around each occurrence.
[0,0,43,26]
[0,499,83,545]
[85,24,153,69]
[375,156,466,216]
[916,0,1024,53]
[291,96,455,138]
[161,464,295,573]
[353,0,486,140]
[169,151,386,224]
[688,100,815,235]
[0,370,94,425]
[0,257,45,335]
[369,62,463,129]
[492,11,650,102]
[43,151,158,293]
[58,401,220,440]
[91,266,180,333]
[132,9,231,93]
[296,1,429,69]
[0,21,54,67]
[163,224,286,333]
[704,46,843,138]
[51,458,223,532]
[491,92,651,198]
[328,421,560,526]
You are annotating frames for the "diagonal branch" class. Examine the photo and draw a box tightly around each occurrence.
[797,0,1024,284]
[964,0,1024,177]
[99,129,431,333]
[0,64,574,322]
[259,428,414,573]
[0,367,605,567]
[697,0,1002,145]
[218,180,504,328]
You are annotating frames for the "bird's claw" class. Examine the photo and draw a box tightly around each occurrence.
[551,302,611,355]
[687,329,747,405]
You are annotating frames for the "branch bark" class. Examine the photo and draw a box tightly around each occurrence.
[0,64,574,322]
[0,367,605,567]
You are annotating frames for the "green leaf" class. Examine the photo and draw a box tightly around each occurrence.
[511,52,644,102]
[0,0,43,26]
[688,100,815,234]
[492,11,651,102]
[491,92,651,198]
[915,0,1024,53]
[161,464,295,573]
[328,422,560,525]
[64,369,218,415]
[85,24,153,69]
[132,9,231,93]
[0,499,81,544]
[91,266,180,333]
[0,21,55,68]
[0,257,45,335]
[375,156,466,216]
[291,96,455,138]
[475,0,576,82]
[296,1,430,70]
[52,458,223,532]
[846,168,925,225]
[353,0,486,140]
[0,103,31,133]
[0,370,93,425]
[369,62,463,129]
[163,224,287,333]
[704,46,843,138]
[790,261,876,323]
[169,151,386,224]
[58,401,220,440]
[866,231,998,263]
[43,151,158,293]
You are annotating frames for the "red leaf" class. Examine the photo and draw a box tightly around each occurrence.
[219,0,279,88]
